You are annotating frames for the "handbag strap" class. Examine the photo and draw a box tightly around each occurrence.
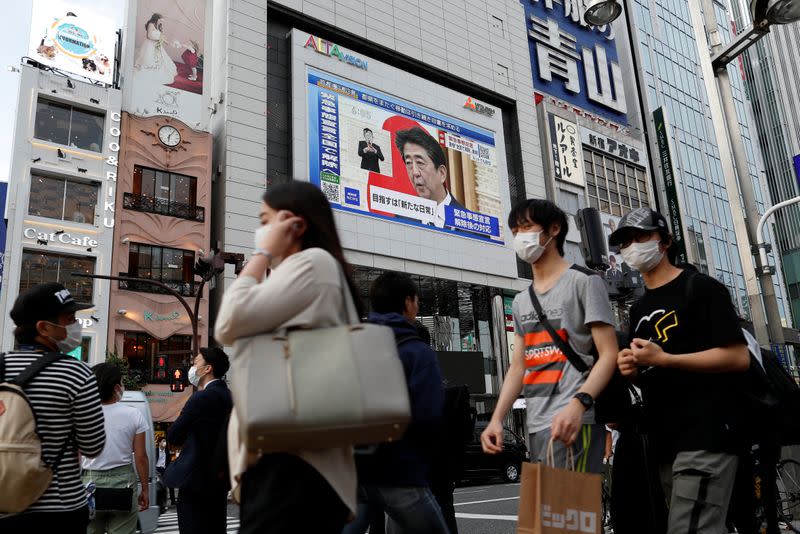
[545,438,575,470]
[527,286,589,374]
[336,263,360,324]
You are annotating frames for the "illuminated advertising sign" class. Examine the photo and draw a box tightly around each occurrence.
[521,0,627,124]
[130,0,207,127]
[28,0,117,85]
[307,68,504,244]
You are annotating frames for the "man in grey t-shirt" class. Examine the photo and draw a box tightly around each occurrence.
[481,199,618,474]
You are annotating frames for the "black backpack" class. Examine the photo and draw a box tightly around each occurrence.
[745,343,800,446]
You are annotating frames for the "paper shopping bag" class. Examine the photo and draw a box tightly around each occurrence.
[517,461,602,534]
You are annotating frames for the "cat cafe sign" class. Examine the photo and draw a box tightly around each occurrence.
[24,226,99,249]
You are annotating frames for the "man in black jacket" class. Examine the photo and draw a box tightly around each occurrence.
[344,272,448,534]
[167,347,233,534]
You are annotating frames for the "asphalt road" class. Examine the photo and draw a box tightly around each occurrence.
[455,481,520,534]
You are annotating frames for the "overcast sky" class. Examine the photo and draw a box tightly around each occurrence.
[0,0,126,182]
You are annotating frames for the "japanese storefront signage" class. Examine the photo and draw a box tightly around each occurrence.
[580,128,643,166]
[24,227,98,248]
[104,112,120,229]
[549,114,585,186]
[522,0,627,124]
[144,311,180,322]
[305,35,368,70]
[653,107,688,264]
[794,154,800,190]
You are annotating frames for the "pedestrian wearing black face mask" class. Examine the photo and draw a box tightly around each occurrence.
[0,283,105,532]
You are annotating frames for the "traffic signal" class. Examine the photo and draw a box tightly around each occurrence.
[170,367,186,393]
[156,356,167,380]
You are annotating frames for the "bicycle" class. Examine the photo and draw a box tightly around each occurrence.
[776,458,800,533]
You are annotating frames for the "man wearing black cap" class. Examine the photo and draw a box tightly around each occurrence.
[609,207,749,534]
[0,283,105,531]
[166,347,233,534]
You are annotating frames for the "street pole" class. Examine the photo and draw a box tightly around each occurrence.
[72,273,202,357]
[700,0,785,346]
[757,196,800,276]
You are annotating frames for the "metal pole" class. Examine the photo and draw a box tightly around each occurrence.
[700,0,785,346]
[72,272,201,356]
[757,196,800,276]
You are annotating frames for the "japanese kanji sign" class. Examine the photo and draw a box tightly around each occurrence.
[580,128,643,166]
[522,0,628,124]
[549,114,586,186]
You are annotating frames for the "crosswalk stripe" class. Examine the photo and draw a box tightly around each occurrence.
[153,514,239,533]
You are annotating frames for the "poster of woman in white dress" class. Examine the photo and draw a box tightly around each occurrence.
[130,0,207,127]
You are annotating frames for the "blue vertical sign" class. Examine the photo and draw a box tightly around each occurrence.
[794,154,800,190]
[520,0,628,124]
[318,90,341,204]
[0,182,7,295]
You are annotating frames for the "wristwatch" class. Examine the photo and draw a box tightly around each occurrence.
[252,248,273,266]
[573,392,594,410]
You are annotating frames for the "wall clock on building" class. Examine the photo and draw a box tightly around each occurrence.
[158,125,181,147]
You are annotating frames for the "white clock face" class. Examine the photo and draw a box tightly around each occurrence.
[158,125,181,147]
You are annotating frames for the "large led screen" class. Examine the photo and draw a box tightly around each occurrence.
[307,68,504,244]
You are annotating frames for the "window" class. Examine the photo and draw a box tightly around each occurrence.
[583,147,649,217]
[126,243,196,296]
[34,98,104,152]
[20,250,95,302]
[28,174,99,223]
[125,166,203,221]
[123,332,192,384]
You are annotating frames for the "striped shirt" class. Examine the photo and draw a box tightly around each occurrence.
[1,351,105,512]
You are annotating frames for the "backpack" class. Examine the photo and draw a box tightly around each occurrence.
[0,352,71,513]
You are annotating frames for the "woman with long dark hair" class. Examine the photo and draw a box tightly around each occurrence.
[215,181,362,533]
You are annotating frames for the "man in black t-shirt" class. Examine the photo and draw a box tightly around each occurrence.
[609,208,749,534]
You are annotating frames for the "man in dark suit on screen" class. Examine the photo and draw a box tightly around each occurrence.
[166,347,233,534]
[358,128,385,172]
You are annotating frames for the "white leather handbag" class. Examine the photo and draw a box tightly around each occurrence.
[229,267,411,454]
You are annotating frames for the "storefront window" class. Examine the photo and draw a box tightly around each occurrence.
[126,243,196,296]
[20,250,95,302]
[28,174,99,223]
[34,98,104,152]
[123,332,192,383]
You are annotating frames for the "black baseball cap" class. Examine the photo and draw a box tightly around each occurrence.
[10,283,93,326]
[608,207,670,247]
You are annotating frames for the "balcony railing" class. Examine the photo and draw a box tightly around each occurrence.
[123,193,205,222]
[118,276,198,297]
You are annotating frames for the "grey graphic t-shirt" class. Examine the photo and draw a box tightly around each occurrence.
[512,266,615,433]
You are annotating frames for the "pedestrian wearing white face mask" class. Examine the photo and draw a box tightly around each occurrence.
[165,347,232,534]
[0,283,105,532]
[81,363,150,534]
[481,199,619,474]
[609,207,749,534]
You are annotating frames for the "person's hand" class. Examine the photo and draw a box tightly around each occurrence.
[617,348,638,377]
[257,210,305,260]
[551,399,584,446]
[480,420,505,454]
[630,338,668,367]
[138,488,149,511]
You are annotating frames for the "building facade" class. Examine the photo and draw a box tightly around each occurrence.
[729,0,800,326]
[627,0,791,328]
[107,113,212,400]
[0,65,122,364]
[209,0,551,415]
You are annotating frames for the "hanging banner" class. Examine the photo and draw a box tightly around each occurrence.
[549,114,585,186]
[28,0,117,85]
[653,107,688,265]
[130,0,207,127]
[307,68,504,244]
[793,154,800,190]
